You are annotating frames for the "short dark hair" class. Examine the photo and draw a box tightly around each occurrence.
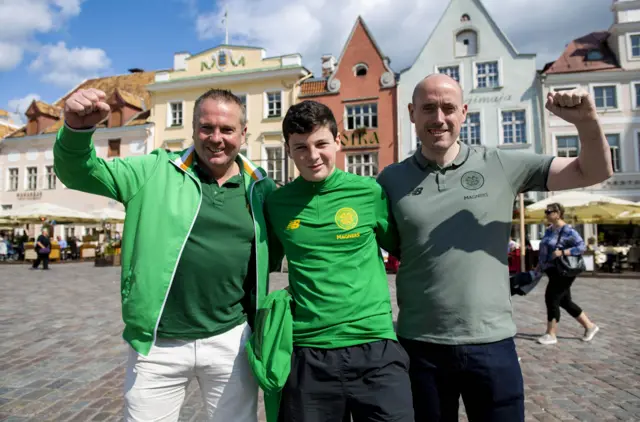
[547,202,565,219]
[193,88,246,128]
[282,100,338,143]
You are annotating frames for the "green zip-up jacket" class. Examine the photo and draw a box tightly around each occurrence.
[265,169,398,348]
[53,125,282,355]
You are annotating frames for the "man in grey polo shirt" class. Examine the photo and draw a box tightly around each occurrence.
[377,73,612,422]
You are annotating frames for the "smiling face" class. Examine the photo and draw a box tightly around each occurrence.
[410,74,467,155]
[193,98,246,173]
[286,125,340,182]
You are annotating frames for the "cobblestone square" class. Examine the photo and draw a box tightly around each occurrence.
[1,262,639,421]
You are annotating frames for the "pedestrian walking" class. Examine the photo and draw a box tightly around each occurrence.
[537,202,599,345]
[32,228,51,270]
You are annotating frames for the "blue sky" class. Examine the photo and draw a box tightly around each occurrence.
[0,0,612,125]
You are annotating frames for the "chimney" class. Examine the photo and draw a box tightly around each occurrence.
[321,54,337,78]
[174,52,190,71]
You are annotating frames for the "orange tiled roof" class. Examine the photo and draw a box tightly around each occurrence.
[114,88,144,110]
[125,109,151,127]
[299,80,329,97]
[31,100,62,118]
[8,71,155,138]
[543,31,620,75]
[0,124,17,139]
[0,109,9,117]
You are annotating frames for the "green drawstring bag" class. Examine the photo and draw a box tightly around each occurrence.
[246,289,293,422]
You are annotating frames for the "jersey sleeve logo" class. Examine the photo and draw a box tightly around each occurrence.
[335,207,358,230]
[285,219,301,230]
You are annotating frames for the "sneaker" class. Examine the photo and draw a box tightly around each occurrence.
[537,334,557,345]
[582,325,599,342]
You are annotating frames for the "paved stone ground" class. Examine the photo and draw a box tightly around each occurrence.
[0,262,639,422]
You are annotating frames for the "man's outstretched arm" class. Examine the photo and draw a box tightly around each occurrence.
[545,89,613,191]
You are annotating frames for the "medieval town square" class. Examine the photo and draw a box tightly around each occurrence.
[2,0,640,421]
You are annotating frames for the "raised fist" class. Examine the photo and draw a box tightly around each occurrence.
[546,88,598,125]
[64,88,110,130]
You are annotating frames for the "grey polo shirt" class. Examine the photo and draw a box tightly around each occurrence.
[377,142,554,345]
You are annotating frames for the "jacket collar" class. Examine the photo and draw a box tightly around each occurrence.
[171,146,265,182]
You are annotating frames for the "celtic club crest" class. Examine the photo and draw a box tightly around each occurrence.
[460,171,485,190]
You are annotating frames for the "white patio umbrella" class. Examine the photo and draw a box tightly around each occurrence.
[90,207,126,223]
[525,191,640,223]
[4,202,97,223]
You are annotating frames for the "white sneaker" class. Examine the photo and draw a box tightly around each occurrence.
[582,325,599,342]
[537,334,557,345]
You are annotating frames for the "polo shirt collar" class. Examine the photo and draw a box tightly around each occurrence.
[413,141,470,170]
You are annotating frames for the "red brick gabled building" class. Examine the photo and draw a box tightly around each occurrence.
[299,17,398,176]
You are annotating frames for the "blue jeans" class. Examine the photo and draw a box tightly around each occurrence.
[399,337,524,422]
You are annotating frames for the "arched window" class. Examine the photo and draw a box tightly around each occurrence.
[455,30,477,57]
[354,63,368,77]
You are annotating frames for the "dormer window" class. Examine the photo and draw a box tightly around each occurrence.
[586,49,604,61]
[461,14,471,22]
[456,30,477,57]
[354,63,368,77]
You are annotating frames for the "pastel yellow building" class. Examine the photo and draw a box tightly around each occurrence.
[147,45,311,184]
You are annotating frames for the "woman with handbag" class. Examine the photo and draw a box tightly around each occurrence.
[32,227,51,270]
[536,203,599,345]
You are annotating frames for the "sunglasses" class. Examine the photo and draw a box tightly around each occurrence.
[544,209,557,215]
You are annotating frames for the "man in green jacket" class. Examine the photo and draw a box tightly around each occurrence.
[54,88,281,422]
[265,100,413,421]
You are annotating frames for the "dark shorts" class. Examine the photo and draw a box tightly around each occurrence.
[278,339,414,422]
[399,336,524,422]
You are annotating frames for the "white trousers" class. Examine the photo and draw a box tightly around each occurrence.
[124,322,258,422]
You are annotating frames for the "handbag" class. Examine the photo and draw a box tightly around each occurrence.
[39,247,50,254]
[553,226,585,277]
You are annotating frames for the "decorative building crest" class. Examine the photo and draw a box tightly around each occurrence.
[200,49,246,72]
[380,57,395,88]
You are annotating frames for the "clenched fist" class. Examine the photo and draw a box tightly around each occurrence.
[546,88,598,126]
[64,88,111,130]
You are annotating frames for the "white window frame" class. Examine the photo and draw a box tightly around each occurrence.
[634,129,640,172]
[606,132,623,173]
[460,111,483,145]
[472,58,503,89]
[166,100,184,128]
[434,63,464,88]
[264,90,283,119]
[589,83,621,112]
[235,92,248,117]
[263,144,285,183]
[497,107,531,145]
[44,164,56,190]
[344,152,379,177]
[626,32,640,61]
[344,103,378,130]
[553,134,580,158]
[7,167,19,192]
[25,166,38,191]
[631,82,640,110]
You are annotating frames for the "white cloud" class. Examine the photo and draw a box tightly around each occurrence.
[0,42,24,71]
[7,93,41,125]
[190,0,612,74]
[29,41,111,88]
[0,0,84,70]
